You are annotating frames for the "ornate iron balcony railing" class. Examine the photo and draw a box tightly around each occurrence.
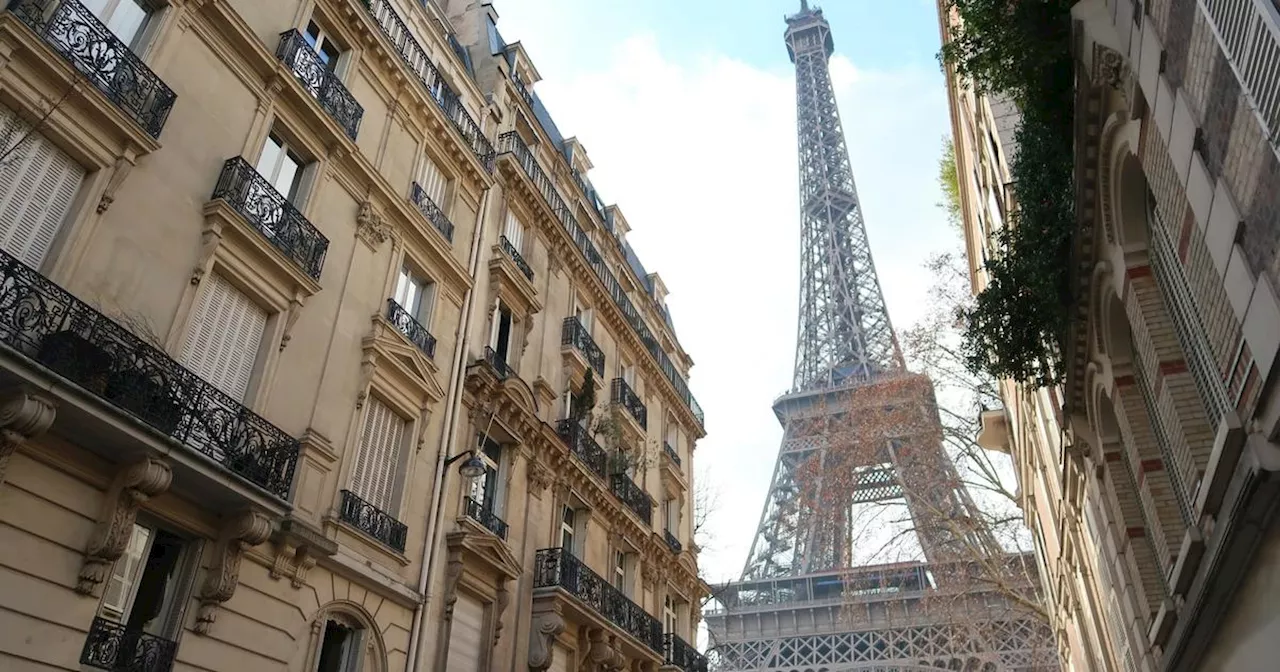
[211,157,329,280]
[664,632,708,672]
[495,132,703,430]
[363,0,494,170]
[534,547,664,653]
[275,30,362,140]
[0,247,298,497]
[664,528,683,555]
[386,298,435,359]
[556,418,606,478]
[464,496,508,540]
[610,378,647,429]
[663,441,681,469]
[560,317,604,375]
[510,71,535,108]
[610,472,652,526]
[499,235,534,281]
[80,616,177,672]
[339,489,407,552]
[410,181,455,243]
[9,0,176,138]
[483,345,511,380]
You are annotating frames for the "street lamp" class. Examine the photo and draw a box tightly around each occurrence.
[444,449,486,480]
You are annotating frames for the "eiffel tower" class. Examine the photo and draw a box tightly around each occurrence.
[703,4,1056,670]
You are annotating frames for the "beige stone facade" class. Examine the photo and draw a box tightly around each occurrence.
[942,0,1280,670]
[0,1,707,671]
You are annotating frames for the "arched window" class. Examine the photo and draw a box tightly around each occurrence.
[315,612,364,672]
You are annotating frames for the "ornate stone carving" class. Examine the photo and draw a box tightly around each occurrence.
[190,222,223,285]
[586,629,626,671]
[527,607,566,671]
[96,154,136,214]
[528,459,554,496]
[77,458,172,594]
[195,510,272,634]
[493,580,511,646]
[0,390,56,487]
[278,296,305,351]
[356,200,392,248]
[441,551,465,619]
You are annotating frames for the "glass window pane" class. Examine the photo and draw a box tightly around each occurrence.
[275,152,302,201]
[256,135,284,181]
[107,1,149,47]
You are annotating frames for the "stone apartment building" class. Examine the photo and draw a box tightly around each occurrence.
[941,0,1280,670]
[0,0,709,671]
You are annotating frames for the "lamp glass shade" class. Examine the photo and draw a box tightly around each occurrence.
[457,453,487,480]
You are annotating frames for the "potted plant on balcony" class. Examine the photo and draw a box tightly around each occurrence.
[37,330,113,394]
[105,366,183,436]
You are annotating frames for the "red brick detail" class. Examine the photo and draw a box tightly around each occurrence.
[1141,459,1164,473]
[1127,265,1153,280]
[1160,360,1188,376]
[1127,527,1146,538]
[1114,375,1136,388]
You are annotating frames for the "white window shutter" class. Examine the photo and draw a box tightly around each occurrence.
[419,155,447,206]
[181,273,267,401]
[100,524,151,621]
[0,108,84,268]
[447,594,485,672]
[351,397,406,512]
[503,210,524,252]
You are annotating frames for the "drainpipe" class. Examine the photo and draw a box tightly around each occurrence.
[405,180,493,672]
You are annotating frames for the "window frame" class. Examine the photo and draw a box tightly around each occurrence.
[84,0,161,52]
[489,298,514,364]
[98,520,200,641]
[314,614,365,672]
[180,270,271,403]
[469,434,504,514]
[349,394,413,517]
[394,263,437,328]
[256,130,313,205]
[560,505,577,556]
[301,17,349,77]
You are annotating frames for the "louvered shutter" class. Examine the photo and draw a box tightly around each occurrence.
[503,210,524,252]
[418,155,447,206]
[181,273,267,401]
[447,594,485,672]
[351,397,406,512]
[0,108,85,268]
[100,524,151,621]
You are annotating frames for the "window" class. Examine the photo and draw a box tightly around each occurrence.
[302,20,342,71]
[315,616,364,672]
[350,397,408,513]
[560,506,577,555]
[664,498,679,533]
[0,107,85,268]
[448,594,486,672]
[256,131,309,203]
[612,549,633,597]
[83,0,154,48]
[489,300,513,364]
[100,523,194,641]
[394,266,436,326]
[573,301,593,334]
[417,154,448,207]
[663,595,677,635]
[620,361,635,386]
[469,436,503,512]
[181,273,267,402]
[665,421,678,450]
[503,209,525,253]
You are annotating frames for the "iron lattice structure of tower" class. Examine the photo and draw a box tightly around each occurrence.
[703,4,1056,671]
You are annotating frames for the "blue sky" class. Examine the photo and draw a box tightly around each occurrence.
[494,0,958,584]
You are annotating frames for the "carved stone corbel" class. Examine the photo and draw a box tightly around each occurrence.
[527,604,565,671]
[96,153,137,214]
[355,200,392,248]
[0,390,56,487]
[527,459,553,497]
[279,295,305,351]
[195,510,272,634]
[190,221,223,285]
[354,349,378,409]
[441,550,465,619]
[493,580,511,646]
[77,458,172,594]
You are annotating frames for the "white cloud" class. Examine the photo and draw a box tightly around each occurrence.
[497,11,957,585]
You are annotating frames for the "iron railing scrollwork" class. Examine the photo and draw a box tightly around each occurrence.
[464,496,509,540]
[0,247,298,497]
[663,441,681,469]
[510,71,534,108]
[275,30,363,140]
[211,157,329,280]
[410,182,455,243]
[339,489,408,552]
[556,418,606,478]
[499,235,534,281]
[9,0,176,138]
[363,0,494,169]
[483,345,511,380]
[534,547,664,653]
[560,317,604,375]
[611,378,647,429]
[386,298,436,359]
[495,132,703,430]
[610,472,652,526]
[80,617,177,672]
[664,632,708,672]
[664,529,683,555]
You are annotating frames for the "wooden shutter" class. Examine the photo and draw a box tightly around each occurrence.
[0,108,85,268]
[351,397,406,512]
[100,524,151,621]
[181,273,267,401]
[503,209,524,251]
[419,155,447,206]
[447,594,485,672]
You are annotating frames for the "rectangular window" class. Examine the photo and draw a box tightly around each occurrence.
[612,550,633,597]
[665,421,678,449]
[621,362,635,386]
[0,107,85,268]
[417,154,448,208]
[302,20,342,71]
[351,397,408,513]
[394,266,436,326]
[181,273,267,402]
[560,506,576,555]
[489,300,513,363]
[663,595,677,635]
[574,302,593,334]
[256,131,308,203]
[664,498,679,532]
[449,594,486,672]
[469,435,503,513]
[100,523,194,639]
[503,209,525,253]
[83,0,154,48]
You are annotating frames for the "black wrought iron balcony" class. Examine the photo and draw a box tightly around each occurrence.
[511,71,535,108]
[610,473,652,526]
[211,157,329,280]
[339,489,407,552]
[386,298,435,359]
[0,247,298,497]
[275,30,362,140]
[363,0,494,170]
[664,528,683,555]
[664,633,708,672]
[611,378,647,429]
[410,182,455,243]
[80,616,177,672]
[499,235,534,281]
[663,441,681,469]
[560,317,604,375]
[483,346,511,380]
[9,0,176,139]
[534,547,664,653]
[556,418,606,478]
[464,496,509,540]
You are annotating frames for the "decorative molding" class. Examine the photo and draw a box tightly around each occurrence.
[77,458,172,594]
[527,458,553,496]
[270,517,337,588]
[493,580,510,646]
[442,549,465,619]
[356,200,392,248]
[190,221,223,285]
[527,605,565,671]
[195,510,272,634]
[96,153,137,214]
[279,295,305,351]
[0,390,56,487]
